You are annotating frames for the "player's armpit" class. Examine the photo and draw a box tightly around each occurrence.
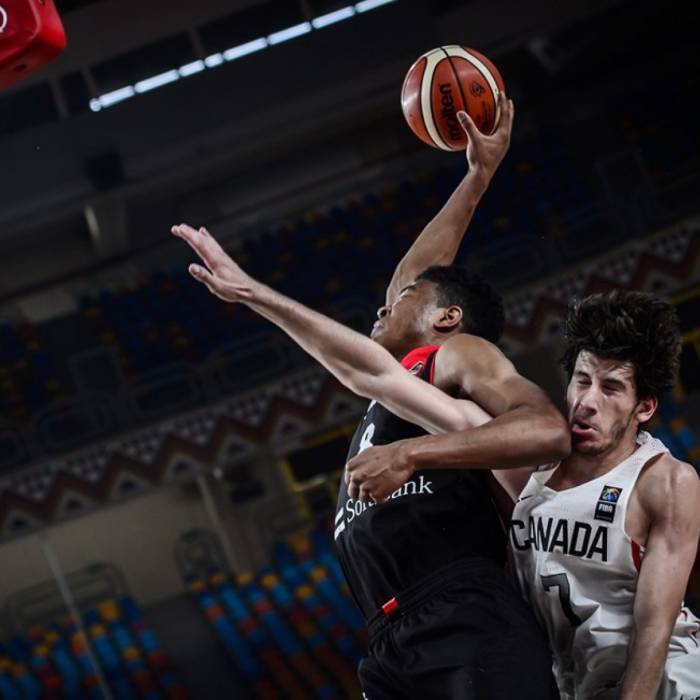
[490,467,536,510]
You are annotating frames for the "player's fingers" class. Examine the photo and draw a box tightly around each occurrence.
[188,263,214,286]
[372,484,390,503]
[196,226,229,257]
[188,264,228,298]
[172,224,213,262]
[352,467,367,484]
[197,226,229,259]
[348,478,359,501]
[457,110,477,139]
[171,223,196,248]
[505,101,515,132]
[171,222,197,238]
[361,476,390,503]
[505,98,515,136]
[359,483,373,503]
[172,223,210,248]
[501,95,514,130]
[173,223,226,270]
[492,93,508,133]
[345,455,359,474]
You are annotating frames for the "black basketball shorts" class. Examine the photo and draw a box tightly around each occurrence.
[358,559,559,700]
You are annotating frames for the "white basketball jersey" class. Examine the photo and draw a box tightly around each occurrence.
[510,432,700,699]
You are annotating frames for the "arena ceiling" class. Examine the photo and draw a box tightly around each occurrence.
[0,0,693,318]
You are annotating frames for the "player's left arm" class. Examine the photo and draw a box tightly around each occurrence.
[171,223,491,436]
[620,456,700,700]
[384,94,513,305]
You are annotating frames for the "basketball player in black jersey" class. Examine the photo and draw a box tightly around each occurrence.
[172,95,570,699]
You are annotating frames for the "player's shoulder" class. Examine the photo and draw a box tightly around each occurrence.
[434,334,515,391]
[637,451,700,513]
[641,451,698,485]
[438,333,517,381]
[438,332,506,364]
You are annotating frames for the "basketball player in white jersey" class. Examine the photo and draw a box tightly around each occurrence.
[507,292,700,699]
[344,290,700,699]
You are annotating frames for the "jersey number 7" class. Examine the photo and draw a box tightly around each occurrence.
[542,573,582,627]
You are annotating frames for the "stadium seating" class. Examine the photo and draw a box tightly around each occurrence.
[0,598,187,700]
[182,525,365,699]
[0,122,607,422]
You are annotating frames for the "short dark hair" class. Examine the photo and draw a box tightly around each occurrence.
[415,265,504,343]
[561,290,681,400]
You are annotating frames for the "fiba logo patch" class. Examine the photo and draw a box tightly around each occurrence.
[599,486,622,503]
[0,5,8,33]
[594,485,623,523]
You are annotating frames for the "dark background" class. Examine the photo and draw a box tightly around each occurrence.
[0,1,698,697]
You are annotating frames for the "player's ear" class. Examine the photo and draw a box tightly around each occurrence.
[434,305,463,332]
[635,396,658,424]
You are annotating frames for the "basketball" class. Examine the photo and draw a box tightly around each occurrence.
[401,45,505,152]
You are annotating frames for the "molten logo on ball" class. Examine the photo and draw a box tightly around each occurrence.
[0,5,8,33]
[439,84,462,143]
[401,45,505,151]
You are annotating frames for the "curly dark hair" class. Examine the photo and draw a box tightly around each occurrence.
[415,265,504,343]
[561,290,681,400]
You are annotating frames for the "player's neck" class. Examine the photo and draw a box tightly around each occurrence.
[560,434,640,484]
[395,334,444,359]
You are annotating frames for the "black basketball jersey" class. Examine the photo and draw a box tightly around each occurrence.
[333,345,507,621]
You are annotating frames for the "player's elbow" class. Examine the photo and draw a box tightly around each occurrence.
[543,410,571,461]
[522,405,570,462]
[344,366,388,403]
[344,370,373,399]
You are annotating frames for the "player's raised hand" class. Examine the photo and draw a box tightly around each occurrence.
[458,91,514,180]
[345,440,415,503]
[171,223,255,302]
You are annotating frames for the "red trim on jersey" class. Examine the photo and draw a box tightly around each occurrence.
[631,540,642,571]
[400,345,440,383]
[381,597,399,616]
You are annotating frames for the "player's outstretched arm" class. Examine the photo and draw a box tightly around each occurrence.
[385,93,514,306]
[620,456,700,700]
[346,333,570,501]
[171,223,491,435]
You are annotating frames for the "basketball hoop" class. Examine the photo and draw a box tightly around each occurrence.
[0,0,67,91]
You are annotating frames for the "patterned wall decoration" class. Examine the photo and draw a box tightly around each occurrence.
[0,369,365,539]
[500,220,699,354]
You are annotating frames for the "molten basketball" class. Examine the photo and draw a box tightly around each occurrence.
[401,46,505,152]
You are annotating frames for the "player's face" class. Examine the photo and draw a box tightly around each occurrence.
[566,351,648,456]
[371,281,441,356]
